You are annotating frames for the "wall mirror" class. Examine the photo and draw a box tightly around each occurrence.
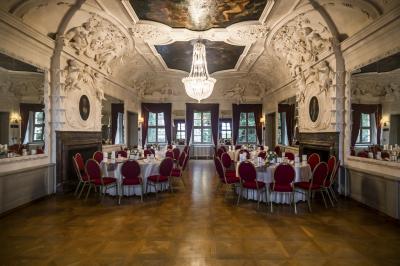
[277,96,298,147]
[101,94,124,145]
[350,52,400,162]
[0,53,45,159]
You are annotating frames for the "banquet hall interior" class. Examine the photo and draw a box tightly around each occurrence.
[0,0,400,265]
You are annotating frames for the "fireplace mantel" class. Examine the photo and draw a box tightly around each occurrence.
[56,131,102,192]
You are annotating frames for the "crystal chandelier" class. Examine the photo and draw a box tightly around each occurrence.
[182,41,216,102]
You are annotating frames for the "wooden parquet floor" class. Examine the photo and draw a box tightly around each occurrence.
[1,160,400,266]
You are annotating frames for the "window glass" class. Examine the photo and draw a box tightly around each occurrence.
[157,113,165,126]
[238,112,256,144]
[34,112,44,124]
[147,112,165,143]
[148,128,157,143]
[239,113,247,126]
[193,111,212,144]
[248,113,255,126]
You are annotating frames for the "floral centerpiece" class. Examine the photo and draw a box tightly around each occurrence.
[265,151,278,167]
[131,148,140,158]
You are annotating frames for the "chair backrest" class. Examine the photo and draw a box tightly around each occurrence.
[238,161,257,182]
[182,152,190,171]
[357,151,368,158]
[93,151,103,163]
[144,149,153,157]
[74,153,85,172]
[311,162,328,187]
[221,152,232,169]
[159,157,174,177]
[235,145,242,150]
[213,156,225,181]
[117,150,127,158]
[274,146,281,156]
[240,149,250,159]
[121,160,141,179]
[216,148,224,159]
[258,151,267,159]
[172,147,180,160]
[259,145,264,151]
[85,159,102,180]
[220,146,227,152]
[167,144,173,150]
[285,152,295,161]
[308,153,320,171]
[327,155,336,176]
[183,145,189,153]
[72,154,83,180]
[381,151,390,159]
[178,151,186,168]
[328,159,340,186]
[149,148,155,155]
[273,163,295,185]
[165,150,174,158]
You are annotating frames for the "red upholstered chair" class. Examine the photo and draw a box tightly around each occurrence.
[357,151,368,158]
[221,152,235,176]
[259,145,264,151]
[294,162,329,212]
[237,161,267,208]
[381,151,390,160]
[214,157,240,196]
[183,145,189,154]
[117,150,127,158]
[37,148,44,154]
[171,151,187,189]
[84,159,117,201]
[285,152,295,161]
[172,147,180,161]
[167,144,173,150]
[269,163,296,213]
[165,150,174,159]
[182,151,190,171]
[274,146,282,157]
[119,160,143,204]
[72,153,90,198]
[220,146,227,152]
[149,148,156,155]
[235,145,242,150]
[216,148,225,159]
[144,149,153,157]
[93,151,103,163]
[239,149,250,160]
[258,151,267,159]
[327,155,336,177]
[307,153,320,171]
[146,157,174,197]
[322,159,340,205]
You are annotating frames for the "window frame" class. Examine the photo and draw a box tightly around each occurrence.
[219,120,232,140]
[277,112,287,145]
[356,113,372,145]
[193,111,212,144]
[238,112,257,144]
[147,112,166,144]
[32,111,44,142]
[176,121,186,141]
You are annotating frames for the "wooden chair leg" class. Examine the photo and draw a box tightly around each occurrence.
[292,191,297,214]
[236,186,241,205]
[140,184,144,202]
[320,190,328,208]
[270,191,274,213]
[307,191,312,212]
[325,188,334,207]
[118,184,123,205]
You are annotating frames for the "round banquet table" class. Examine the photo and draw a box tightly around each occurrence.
[100,158,165,196]
[236,161,312,204]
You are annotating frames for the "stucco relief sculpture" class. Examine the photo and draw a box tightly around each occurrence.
[64,15,128,74]
[224,83,246,103]
[352,80,400,100]
[62,59,105,101]
[228,24,269,44]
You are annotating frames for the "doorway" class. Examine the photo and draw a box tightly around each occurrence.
[266,112,276,150]
[0,112,9,144]
[127,111,138,147]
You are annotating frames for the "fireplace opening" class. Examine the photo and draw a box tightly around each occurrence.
[56,131,102,192]
[298,132,339,163]
[303,146,331,162]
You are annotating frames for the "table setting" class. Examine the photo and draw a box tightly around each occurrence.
[235,153,312,204]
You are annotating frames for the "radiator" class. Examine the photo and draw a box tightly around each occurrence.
[190,145,214,159]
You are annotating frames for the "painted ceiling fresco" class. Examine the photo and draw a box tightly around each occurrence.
[155,41,245,73]
[130,0,268,30]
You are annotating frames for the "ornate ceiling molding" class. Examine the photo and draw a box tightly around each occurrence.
[123,0,275,75]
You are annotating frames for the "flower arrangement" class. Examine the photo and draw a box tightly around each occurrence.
[266,151,277,162]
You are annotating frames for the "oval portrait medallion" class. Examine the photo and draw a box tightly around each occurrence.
[79,95,90,121]
[309,96,319,122]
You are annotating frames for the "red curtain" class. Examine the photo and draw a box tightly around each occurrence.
[232,104,263,145]
[20,103,44,142]
[351,104,382,147]
[278,104,295,146]
[111,103,124,144]
[185,103,219,146]
[141,103,172,148]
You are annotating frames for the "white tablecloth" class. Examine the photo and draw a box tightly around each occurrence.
[101,159,164,196]
[236,162,312,204]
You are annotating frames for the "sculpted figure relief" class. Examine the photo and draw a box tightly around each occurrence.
[224,83,246,103]
[64,15,128,74]
[62,59,105,101]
